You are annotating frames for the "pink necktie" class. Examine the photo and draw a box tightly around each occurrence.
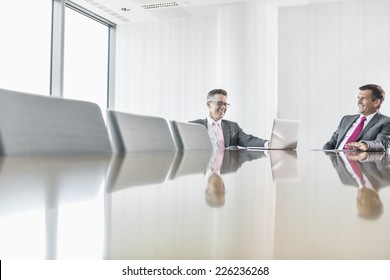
[214,122,225,149]
[344,116,366,149]
[212,149,224,172]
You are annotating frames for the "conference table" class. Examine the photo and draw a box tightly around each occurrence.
[1,149,390,260]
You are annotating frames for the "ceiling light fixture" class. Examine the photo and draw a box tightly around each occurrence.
[142,2,178,10]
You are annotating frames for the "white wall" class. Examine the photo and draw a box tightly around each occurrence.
[279,0,390,149]
[115,0,390,150]
[115,1,278,140]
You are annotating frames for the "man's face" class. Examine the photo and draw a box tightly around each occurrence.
[207,94,228,121]
[357,89,380,116]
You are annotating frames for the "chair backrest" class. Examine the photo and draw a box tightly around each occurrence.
[170,120,212,150]
[0,88,112,155]
[107,110,177,153]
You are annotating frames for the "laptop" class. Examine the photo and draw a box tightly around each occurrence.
[247,118,301,150]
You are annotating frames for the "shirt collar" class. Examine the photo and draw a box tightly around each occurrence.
[207,116,222,126]
[360,111,377,123]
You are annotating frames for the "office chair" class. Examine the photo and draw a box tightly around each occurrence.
[106,110,177,153]
[0,88,112,155]
[170,120,212,150]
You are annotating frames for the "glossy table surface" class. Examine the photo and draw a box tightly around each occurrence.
[1,149,390,260]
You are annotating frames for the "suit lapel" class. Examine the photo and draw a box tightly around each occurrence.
[337,115,359,147]
[221,120,230,147]
[336,156,359,186]
[356,113,380,141]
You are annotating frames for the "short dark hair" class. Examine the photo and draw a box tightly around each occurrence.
[207,89,227,100]
[359,84,385,105]
[357,188,383,220]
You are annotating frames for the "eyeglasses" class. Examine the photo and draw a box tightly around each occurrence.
[209,100,230,107]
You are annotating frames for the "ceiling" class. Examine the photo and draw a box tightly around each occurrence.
[69,0,353,24]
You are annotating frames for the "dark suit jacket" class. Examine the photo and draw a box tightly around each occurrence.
[327,152,390,190]
[190,118,268,148]
[323,112,390,152]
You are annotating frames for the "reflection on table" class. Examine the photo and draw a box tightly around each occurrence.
[0,155,111,259]
[1,150,390,259]
[326,151,390,220]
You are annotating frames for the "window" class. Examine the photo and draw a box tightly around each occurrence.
[63,5,111,114]
[0,0,52,95]
[0,0,115,260]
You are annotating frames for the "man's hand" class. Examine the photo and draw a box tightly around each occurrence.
[346,151,369,161]
[345,142,368,151]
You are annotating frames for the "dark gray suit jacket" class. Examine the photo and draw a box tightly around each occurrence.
[323,112,390,152]
[190,118,268,148]
[327,152,390,190]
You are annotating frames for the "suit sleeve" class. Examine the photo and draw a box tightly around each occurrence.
[360,118,390,152]
[233,123,268,147]
[323,119,344,150]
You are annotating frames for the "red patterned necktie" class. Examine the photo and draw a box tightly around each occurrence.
[344,116,366,149]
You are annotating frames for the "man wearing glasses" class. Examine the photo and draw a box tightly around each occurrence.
[190,89,269,149]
